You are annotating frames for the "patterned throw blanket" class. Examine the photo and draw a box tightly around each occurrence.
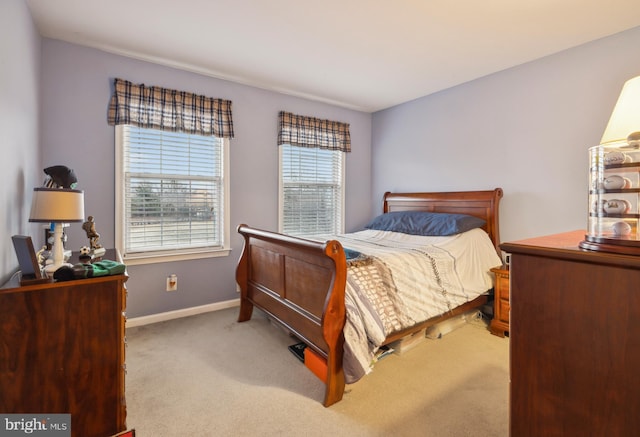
[321,229,501,383]
[344,248,369,266]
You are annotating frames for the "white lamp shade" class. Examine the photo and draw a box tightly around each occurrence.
[601,75,640,145]
[29,188,85,223]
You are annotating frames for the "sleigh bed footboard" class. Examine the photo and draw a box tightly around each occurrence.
[236,224,347,406]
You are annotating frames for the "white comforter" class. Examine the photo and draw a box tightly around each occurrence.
[317,228,502,383]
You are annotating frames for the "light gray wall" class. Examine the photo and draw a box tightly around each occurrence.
[39,39,372,317]
[10,6,640,316]
[0,1,42,284]
[372,26,640,247]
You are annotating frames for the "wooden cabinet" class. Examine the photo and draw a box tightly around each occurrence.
[501,231,640,436]
[489,265,509,337]
[0,250,127,437]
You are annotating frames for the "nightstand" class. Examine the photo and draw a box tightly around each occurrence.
[490,265,509,337]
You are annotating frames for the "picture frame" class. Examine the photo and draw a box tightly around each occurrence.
[11,235,48,285]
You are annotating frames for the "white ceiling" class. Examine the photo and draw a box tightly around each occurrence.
[25,0,640,112]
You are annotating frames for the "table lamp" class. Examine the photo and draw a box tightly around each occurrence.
[29,187,85,276]
[600,75,640,147]
[580,75,640,255]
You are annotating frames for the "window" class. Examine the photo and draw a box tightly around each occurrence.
[277,111,350,237]
[108,78,234,264]
[116,125,230,263]
[279,144,345,236]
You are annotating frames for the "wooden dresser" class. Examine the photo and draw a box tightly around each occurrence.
[501,231,640,436]
[0,249,128,437]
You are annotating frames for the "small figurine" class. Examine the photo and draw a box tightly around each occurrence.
[36,246,47,268]
[82,215,105,256]
[82,216,101,249]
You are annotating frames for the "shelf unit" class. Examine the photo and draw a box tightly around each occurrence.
[581,143,640,255]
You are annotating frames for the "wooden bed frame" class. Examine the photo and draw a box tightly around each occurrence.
[236,188,503,407]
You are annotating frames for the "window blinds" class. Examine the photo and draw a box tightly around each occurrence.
[281,144,343,236]
[122,125,224,253]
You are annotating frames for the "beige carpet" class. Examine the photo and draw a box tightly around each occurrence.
[125,307,509,436]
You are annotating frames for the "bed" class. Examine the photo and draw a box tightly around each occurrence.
[235,188,503,406]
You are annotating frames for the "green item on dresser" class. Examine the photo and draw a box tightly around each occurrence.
[73,259,126,279]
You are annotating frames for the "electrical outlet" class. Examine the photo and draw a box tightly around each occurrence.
[166,274,178,291]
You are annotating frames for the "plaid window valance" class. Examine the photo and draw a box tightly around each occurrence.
[277,111,350,152]
[107,78,234,138]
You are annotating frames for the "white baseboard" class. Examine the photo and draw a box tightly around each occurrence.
[126,298,240,328]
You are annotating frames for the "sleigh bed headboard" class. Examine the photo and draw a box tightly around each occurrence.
[382,188,503,254]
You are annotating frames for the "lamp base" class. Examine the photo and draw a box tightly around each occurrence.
[45,223,72,278]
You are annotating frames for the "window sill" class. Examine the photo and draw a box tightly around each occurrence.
[120,248,231,266]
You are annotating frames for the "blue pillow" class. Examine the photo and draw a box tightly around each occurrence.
[364,211,486,236]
